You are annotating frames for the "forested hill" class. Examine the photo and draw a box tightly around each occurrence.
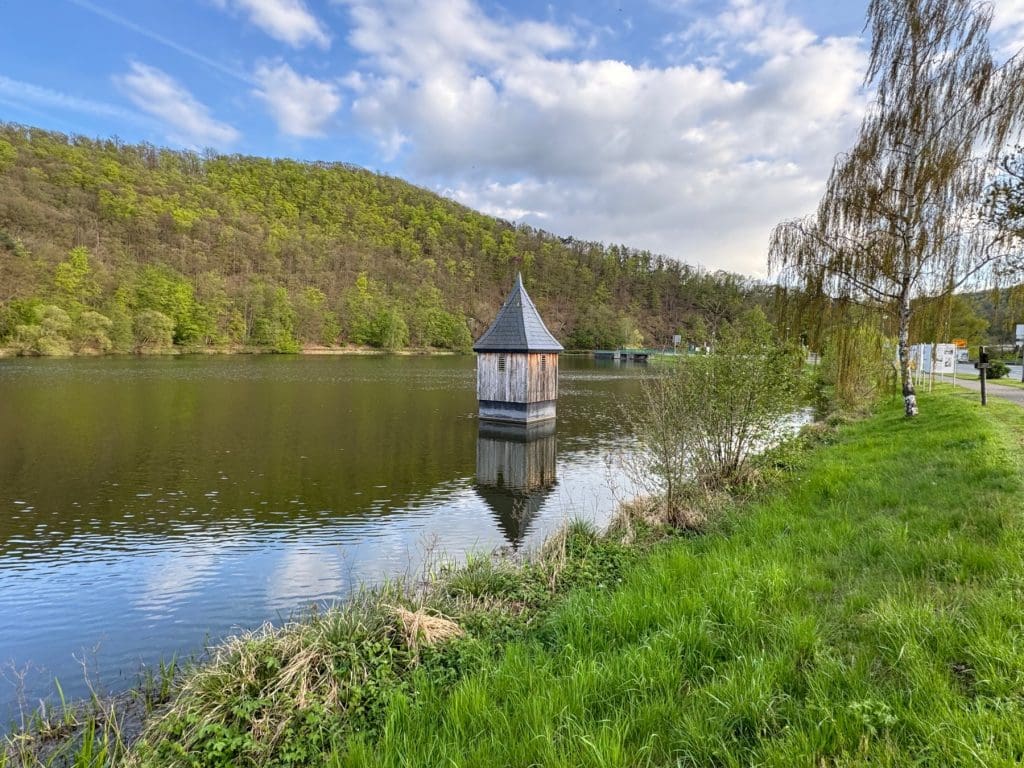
[0,123,763,354]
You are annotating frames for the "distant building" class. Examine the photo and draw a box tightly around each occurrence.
[473,273,563,424]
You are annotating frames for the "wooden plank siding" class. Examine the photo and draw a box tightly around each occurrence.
[477,352,558,403]
[476,431,557,490]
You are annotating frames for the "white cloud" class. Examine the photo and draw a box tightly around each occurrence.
[215,0,331,49]
[0,75,144,123]
[253,62,342,137]
[338,0,867,275]
[114,63,240,149]
[991,0,1024,54]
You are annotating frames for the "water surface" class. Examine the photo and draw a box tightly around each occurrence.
[0,355,646,723]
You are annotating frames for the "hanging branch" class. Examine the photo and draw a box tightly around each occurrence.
[770,0,1024,416]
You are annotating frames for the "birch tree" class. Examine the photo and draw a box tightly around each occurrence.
[987,147,1024,244]
[770,0,1024,416]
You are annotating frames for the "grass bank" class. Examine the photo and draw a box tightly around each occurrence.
[7,388,1024,766]
[323,389,1024,767]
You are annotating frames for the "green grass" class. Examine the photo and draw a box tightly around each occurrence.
[325,389,1024,767]
[10,389,1024,767]
[953,372,1024,389]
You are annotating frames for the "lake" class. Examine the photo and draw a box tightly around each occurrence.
[0,354,647,725]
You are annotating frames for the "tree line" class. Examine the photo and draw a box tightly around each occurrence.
[0,124,766,355]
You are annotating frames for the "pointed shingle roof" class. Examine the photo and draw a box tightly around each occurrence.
[473,273,563,353]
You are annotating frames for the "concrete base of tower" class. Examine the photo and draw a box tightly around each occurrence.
[478,399,556,424]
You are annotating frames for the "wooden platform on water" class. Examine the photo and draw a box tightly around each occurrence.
[593,348,657,362]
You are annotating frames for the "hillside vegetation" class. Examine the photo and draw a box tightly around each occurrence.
[0,124,760,355]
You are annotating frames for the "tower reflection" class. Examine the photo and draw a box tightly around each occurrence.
[475,420,557,548]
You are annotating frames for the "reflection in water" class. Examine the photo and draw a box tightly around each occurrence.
[267,545,345,611]
[475,421,558,548]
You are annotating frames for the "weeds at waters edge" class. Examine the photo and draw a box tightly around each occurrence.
[1,657,179,768]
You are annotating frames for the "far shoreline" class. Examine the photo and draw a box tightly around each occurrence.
[0,346,599,359]
[0,344,465,359]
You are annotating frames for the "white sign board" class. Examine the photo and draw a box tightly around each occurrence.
[911,344,930,371]
[934,343,956,374]
[1016,323,1024,342]
[672,334,681,345]
[919,345,931,373]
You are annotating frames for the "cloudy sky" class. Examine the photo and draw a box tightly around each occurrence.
[2,0,1024,275]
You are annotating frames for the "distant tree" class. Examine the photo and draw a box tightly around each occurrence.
[407,285,472,351]
[250,285,299,353]
[294,287,339,346]
[133,309,174,352]
[16,305,74,356]
[770,0,1024,417]
[342,273,382,346]
[371,306,409,351]
[133,265,206,344]
[0,299,41,343]
[694,272,748,348]
[53,247,98,312]
[0,138,15,170]
[74,310,114,353]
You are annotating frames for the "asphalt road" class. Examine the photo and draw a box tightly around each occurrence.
[955,361,1024,380]
[950,374,1024,406]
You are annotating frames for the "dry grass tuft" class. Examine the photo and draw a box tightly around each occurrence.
[391,606,463,651]
[611,494,709,538]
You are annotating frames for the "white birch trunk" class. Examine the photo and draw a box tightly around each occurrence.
[897,292,918,417]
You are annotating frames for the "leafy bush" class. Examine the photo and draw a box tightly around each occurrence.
[74,310,114,353]
[629,309,803,507]
[986,360,1010,379]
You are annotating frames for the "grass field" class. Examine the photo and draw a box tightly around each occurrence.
[326,388,1024,767]
[7,388,1024,767]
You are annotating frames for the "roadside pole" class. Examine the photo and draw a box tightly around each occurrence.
[1016,324,1024,383]
[979,345,989,406]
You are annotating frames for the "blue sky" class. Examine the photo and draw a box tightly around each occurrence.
[2,0,1023,274]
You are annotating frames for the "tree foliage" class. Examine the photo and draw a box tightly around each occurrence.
[770,0,1024,417]
[15,304,73,356]
[133,309,174,352]
[0,124,769,354]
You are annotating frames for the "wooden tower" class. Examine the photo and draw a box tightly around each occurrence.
[474,273,563,424]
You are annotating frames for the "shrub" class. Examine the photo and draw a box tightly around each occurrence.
[986,360,1010,379]
[628,309,803,507]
